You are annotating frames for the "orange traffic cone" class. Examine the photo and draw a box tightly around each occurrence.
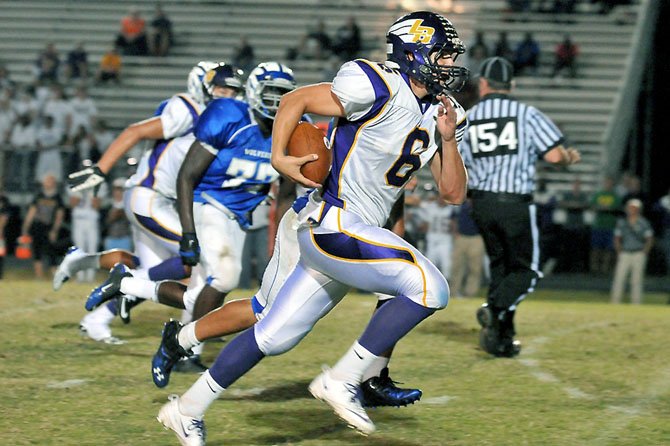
[16,235,32,259]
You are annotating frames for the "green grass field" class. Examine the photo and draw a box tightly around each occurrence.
[1,275,669,446]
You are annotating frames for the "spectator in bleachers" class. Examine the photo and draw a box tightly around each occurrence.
[297,19,332,61]
[95,46,122,85]
[70,125,99,165]
[514,32,540,76]
[492,31,515,62]
[465,31,490,73]
[68,86,97,141]
[508,0,531,13]
[12,86,39,120]
[115,7,148,56]
[559,178,590,271]
[0,92,15,145]
[63,42,89,83]
[232,36,256,75]
[7,113,36,190]
[0,65,16,92]
[148,4,173,57]
[652,188,670,274]
[552,34,579,78]
[42,84,71,140]
[610,199,653,304]
[34,42,60,83]
[0,188,9,279]
[35,115,64,184]
[104,178,132,251]
[68,184,106,282]
[590,176,620,274]
[20,173,66,279]
[332,15,361,61]
[449,199,485,298]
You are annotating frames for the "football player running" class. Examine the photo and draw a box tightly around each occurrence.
[154,11,468,444]
[57,62,242,345]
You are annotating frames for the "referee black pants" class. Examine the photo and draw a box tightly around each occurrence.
[470,193,542,311]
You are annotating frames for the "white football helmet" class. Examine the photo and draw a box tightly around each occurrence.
[187,61,218,105]
[245,62,297,120]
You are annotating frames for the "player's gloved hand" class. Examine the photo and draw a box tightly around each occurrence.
[68,165,107,192]
[179,232,200,266]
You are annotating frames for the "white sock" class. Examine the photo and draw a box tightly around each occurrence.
[76,253,101,271]
[178,322,201,351]
[179,370,224,418]
[361,356,390,382]
[180,309,193,324]
[330,341,379,385]
[81,303,116,326]
[119,277,158,301]
[129,267,149,280]
[191,342,204,356]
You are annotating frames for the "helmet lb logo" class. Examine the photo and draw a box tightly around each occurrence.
[204,69,216,84]
[408,20,434,44]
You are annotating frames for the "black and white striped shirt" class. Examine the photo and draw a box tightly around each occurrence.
[460,94,564,195]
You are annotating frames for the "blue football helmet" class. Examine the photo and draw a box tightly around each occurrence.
[245,62,297,120]
[386,11,468,95]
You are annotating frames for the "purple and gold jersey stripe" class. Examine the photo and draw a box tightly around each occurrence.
[312,231,415,263]
[133,213,181,242]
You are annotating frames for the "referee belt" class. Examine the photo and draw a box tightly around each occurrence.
[469,190,533,203]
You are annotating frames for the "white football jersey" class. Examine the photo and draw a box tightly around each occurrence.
[127,133,194,199]
[323,59,466,227]
[419,199,453,236]
[126,93,202,194]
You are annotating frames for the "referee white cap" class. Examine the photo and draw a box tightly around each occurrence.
[478,57,514,87]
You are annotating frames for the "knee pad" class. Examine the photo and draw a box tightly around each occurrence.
[254,322,309,357]
[424,274,450,310]
[206,266,241,294]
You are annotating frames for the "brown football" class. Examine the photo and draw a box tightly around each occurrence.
[286,121,331,184]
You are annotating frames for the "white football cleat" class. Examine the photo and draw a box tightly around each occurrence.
[79,308,126,345]
[53,246,86,291]
[309,367,375,435]
[157,395,206,446]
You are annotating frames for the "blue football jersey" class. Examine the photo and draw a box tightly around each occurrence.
[193,98,279,229]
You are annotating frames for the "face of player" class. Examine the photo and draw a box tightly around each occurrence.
[408,50,457,99]
[212,86,239,99]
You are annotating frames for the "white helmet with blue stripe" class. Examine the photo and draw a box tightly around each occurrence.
[245,62,297,120]
[187,61,218,105]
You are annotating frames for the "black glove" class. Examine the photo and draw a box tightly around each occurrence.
[179,232,200,266]
[68,165,107,192]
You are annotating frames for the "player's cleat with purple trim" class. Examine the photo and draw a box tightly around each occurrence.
[85,263,131,311]
[157,394,206,446]
[152,320,192,388]
[361,367,422,407]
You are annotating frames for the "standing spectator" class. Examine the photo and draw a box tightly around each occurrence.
[148,4,173,57]
[35,115,64,184]
[652,188,670,274]
[450,199,485,298]
[34,42,60,82]
[460,57,581,357]
[590,176,620,274]
[232,36,255,74]
[104,178,132,251]
[239,202,270,289]
[115,7,147,56]
[63,42,89,83]
[68,86,98,141]
[95,46,122,85]
[68,185,106,282]
[493,31,514,62]
[20,174,66,279]
[558,178,589,271]
[297,19,332,60]
[0,188,10,279]
[12,86,39,120]
[42,84,72,139]
[610,199,653,304]
[8,113,37,191]
[332,15,361,61]
[514,32,540,76]
[552,34,579,78]
[419,194,454,280]
[70,125,98,165]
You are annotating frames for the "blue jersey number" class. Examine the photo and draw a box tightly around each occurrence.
[385,128,430,187]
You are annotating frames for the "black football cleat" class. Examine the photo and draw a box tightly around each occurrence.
[151,320,192,388]
[360,368,422,407]
[173,355,208,374]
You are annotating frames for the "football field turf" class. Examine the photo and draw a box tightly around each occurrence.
[1,276,669,445]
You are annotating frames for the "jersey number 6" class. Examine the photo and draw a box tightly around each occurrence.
[385,127,430,187]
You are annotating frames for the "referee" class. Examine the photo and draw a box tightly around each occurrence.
[460,57,581,357]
